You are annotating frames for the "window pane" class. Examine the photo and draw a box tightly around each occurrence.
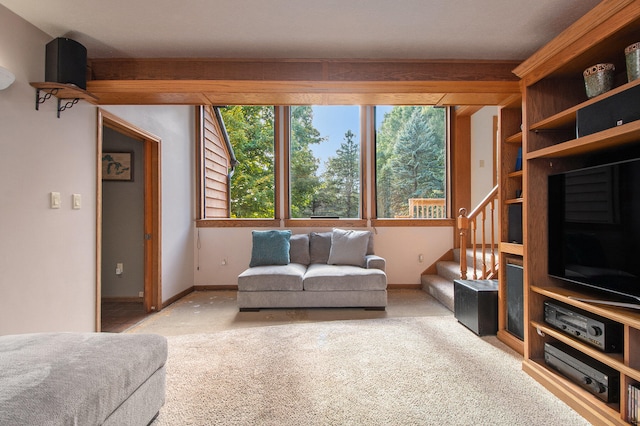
[290,106,360,218]
[375,106,446,219]
[220,106,275,218]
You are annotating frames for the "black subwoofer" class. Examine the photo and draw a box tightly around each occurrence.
[45,37,87,89]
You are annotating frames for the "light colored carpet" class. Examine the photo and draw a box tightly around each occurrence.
[152,316,589,425]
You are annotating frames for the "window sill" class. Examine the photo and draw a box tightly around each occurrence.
[196,219,280,228]
[196,218,455,228]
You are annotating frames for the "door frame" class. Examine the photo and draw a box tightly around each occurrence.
[96,109,162,331]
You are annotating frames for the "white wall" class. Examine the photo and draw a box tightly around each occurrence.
[195,225,453,286]
[470,106,499,242]
[101,105,195,303]
[0,6,196,334]
[0,5,97,334]
[470,106,498,207]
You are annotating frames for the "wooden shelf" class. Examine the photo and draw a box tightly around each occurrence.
[499,242,523,256]
[505,131,523,144]
[30,82,99,102]
[507,170,523,178]
[526,120,640,160]
[531,286,640,329]
[523,359,625,425]
[30,82,99,118]
[504,197,523,204]
[530,78,640,131]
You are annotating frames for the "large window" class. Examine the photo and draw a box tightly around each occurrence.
[219,106,275,218]
[198,104,449,224]
[289,106,361,218]
[375,106,446,219]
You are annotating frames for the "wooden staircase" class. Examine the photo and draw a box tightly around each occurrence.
[421,248,497,311]
[421,186,499,311]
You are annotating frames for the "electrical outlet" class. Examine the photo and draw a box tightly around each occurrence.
[418,254,424,263]
[138,291,144,298]
[115,263,124,275]
[221,258,227,266]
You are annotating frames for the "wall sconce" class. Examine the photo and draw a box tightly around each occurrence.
[0,66,16,90]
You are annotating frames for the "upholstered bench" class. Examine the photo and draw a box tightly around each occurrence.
[0,332,167,425]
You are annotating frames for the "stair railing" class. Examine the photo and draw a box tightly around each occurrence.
[457,185,499,280]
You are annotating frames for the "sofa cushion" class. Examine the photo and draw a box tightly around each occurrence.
[328,228,370,267]
[309,231,332,264]
[303,264,387,291]
[249,230,291,267]
[0,332,167,426]
[289,233,310,265]
[238,263,306,291]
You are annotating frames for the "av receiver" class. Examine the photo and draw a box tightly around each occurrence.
[544,301,622,352]
[544,341,619,403]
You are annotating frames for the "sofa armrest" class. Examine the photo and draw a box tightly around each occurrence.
[365,254,386,272]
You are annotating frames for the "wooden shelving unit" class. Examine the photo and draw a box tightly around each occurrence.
[497,95,524,355]
[513,1,640,424]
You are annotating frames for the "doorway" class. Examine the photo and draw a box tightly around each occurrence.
[97,109,161,332]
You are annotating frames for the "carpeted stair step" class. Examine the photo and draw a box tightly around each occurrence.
[421,255,490,311]
[421,274,454,312]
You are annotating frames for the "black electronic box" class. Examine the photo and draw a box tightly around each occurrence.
[545,341,619,403]
[544,301,623,352]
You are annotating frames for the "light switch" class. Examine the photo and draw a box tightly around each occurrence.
[50,192,61,209]
[72,193,81,209]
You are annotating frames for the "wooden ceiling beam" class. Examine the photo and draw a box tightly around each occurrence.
[89,58,520,82]
[86,58,521,105]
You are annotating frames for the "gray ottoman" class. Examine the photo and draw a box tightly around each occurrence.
[0,332,167,425]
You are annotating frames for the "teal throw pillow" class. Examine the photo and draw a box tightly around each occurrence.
[250,230,292,267]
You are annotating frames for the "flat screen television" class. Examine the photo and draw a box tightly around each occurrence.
[548,157,640,307]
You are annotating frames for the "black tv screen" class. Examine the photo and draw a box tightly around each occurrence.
[548,157,640,303]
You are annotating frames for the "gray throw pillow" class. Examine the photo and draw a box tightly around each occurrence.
[289,234,310,265]
[309,232,332,264]
[327,228,370,267]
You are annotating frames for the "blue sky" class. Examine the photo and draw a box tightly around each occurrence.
[309,105,393,172]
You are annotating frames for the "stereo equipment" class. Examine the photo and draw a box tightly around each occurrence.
[45,37,87,90]
[544,341,619,403]
[576,83,640,137]
[544,301,623,352]
[506,263,524,339]
[507,204,522,244]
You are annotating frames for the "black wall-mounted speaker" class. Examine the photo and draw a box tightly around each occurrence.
[45,37,87,90]
[508,204,522,244]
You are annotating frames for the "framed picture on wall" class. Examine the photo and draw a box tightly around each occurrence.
[102,152,133,181]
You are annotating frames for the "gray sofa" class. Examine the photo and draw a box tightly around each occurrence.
[238,229,387,311]
[0,332,167,426]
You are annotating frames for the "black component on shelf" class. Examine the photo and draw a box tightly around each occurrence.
[507,204,522,244]
[544,341,619,403]
[544,301,623,352]
[576,83,640,137]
